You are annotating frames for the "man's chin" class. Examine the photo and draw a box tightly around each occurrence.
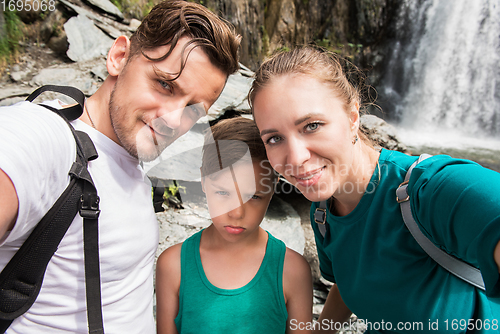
[136,141,174,162]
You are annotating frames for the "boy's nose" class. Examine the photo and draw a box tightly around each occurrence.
[227,204,245,219]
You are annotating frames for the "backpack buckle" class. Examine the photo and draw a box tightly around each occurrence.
[314,207,326,224]
[80,193,101,219]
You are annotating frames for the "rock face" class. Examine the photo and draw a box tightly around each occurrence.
[202,0,400,70]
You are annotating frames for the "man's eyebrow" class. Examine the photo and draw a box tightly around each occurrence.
[153,66,182,90]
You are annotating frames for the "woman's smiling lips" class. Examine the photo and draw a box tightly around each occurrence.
[292,167,325,187]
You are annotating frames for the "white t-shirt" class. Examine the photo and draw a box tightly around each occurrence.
[0,101,158,333]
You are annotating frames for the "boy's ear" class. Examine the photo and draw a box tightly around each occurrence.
[107,35,131,77]
[200,173,206,193]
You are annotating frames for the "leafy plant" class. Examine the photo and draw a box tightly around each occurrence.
[0,11,25,70]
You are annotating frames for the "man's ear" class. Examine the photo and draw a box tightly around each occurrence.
[107,35,131,77]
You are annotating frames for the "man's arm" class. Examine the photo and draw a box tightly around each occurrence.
[0,168,18,240]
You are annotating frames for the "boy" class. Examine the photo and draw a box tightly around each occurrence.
[156,117,313,333]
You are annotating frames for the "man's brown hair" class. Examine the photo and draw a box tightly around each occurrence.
[130,0,241,78]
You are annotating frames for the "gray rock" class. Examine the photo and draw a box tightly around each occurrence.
[360,114,409,153]
[31,68,77,86]
[47,33,69,55]
[144,129,206,182]
[207,72,254,119]
[64,14,114,62]
[83,0,124,20]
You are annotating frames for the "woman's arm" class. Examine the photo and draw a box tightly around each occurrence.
[313,284,352,334]
[156,243,182,334]
[283,248,313,333]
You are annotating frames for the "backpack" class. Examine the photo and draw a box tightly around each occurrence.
[0,85,105,333]
[313,154,485,290]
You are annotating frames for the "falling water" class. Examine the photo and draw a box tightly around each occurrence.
[379,0,500,169]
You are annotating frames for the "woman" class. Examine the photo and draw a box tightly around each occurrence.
[249,46,500,333]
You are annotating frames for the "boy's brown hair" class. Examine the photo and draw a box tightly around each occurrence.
[129,0,241,79]
[201,117,274,180]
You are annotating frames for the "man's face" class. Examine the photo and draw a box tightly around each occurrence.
[109,36,227,161]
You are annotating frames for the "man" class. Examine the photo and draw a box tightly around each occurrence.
[0,1,240,332]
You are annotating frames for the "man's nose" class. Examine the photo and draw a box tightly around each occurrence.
[156,104,186,130]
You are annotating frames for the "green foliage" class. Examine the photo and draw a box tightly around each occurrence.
[314,38,363,60]
[0,11,25,69]
[163,181,186,201]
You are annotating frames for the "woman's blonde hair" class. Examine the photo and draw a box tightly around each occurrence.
[248,46,373,143]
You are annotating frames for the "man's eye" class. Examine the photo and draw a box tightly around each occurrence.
[159,80,171,91]
[216,191,229,196]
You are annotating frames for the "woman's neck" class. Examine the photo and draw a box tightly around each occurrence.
[332,144,381,216]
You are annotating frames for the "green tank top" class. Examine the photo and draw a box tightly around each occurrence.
[174,229,288,334]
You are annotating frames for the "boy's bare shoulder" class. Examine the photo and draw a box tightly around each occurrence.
[283,247,311,276]
[157,243,183,272]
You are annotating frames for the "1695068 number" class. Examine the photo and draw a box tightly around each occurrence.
[444,319,499,331]
[1,0,56,12]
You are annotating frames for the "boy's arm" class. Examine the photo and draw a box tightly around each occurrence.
[283,248,313,333]
[0,168,18,240]
[156,243,182,334]
[313,284,352,334]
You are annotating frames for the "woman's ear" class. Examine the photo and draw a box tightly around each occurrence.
[350,101,360,133]
[106,35,131,77]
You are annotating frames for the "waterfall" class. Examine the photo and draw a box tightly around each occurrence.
[380,0,500,143]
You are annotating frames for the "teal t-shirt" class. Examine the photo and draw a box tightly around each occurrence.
[175,230,288,333]
[311,149,500,333]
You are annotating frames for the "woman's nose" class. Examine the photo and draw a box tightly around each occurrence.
[286,137,311,167]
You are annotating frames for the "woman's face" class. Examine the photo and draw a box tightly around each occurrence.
[253,73,359,202]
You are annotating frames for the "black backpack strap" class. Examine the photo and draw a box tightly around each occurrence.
[396,154,485,290]
[0,86,105,333]
[26,85,85,121]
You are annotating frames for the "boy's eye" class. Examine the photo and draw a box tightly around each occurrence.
[187,103,205,121]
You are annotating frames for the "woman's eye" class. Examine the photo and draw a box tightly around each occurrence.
[266,135,282,145]
[305,122,321,132]
[251,195,261,200]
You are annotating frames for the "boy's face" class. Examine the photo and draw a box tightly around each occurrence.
[202,161,274,240]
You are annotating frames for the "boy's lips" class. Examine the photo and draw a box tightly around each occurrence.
[292,166,325,187]
[224,226,246,235]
